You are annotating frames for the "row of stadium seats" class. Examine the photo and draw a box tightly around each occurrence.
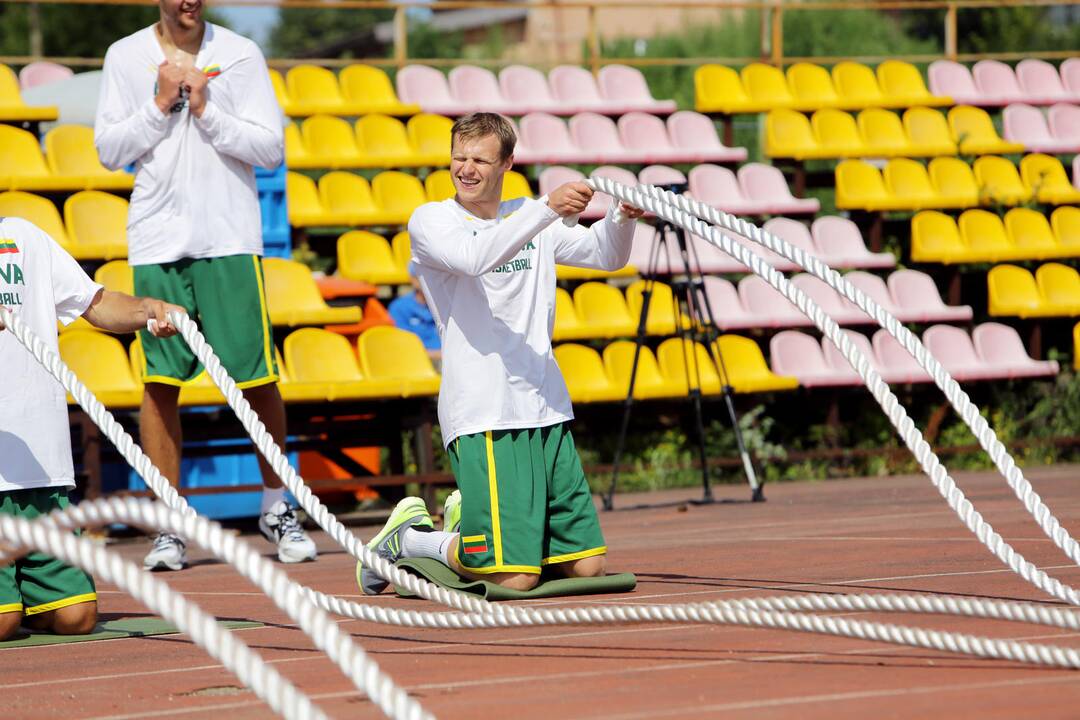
[0,64,57,122]
[929,58,1080,108]
[1002,104,1080,154]
[0,190,127,260]
[771,323,1058,387]
[988,263,1080,317]
[285,113,451,169]
[835,155,1080,212]
[60,325,440,409]
[0,124,132,191]
[912,207,1080,263]
[694,60,948,115]
[271,65,419,118]
[767,106,1025,160]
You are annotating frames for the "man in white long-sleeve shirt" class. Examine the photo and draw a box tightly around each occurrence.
[358,113,643,594]
[95,0,316,570]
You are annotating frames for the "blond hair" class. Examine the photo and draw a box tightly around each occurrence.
[451,112,517,161]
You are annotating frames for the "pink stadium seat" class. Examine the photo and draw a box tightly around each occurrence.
[590,165,638,217]
[822,330,895,384]
[770,331,861,387]
[738,276,812,328]
[691,232,754,274]
[448,65,517,114]
[972,60,1027,105]
[886,269,973,324]
[618,112,692,164]
[703,277,759,330]
[1076,155,1080,193]
[18,61,73,90]
[791,274,869,325]
[1003,103,1080,154]
[972,322,1059,378]
[871,330,933,384]
[597,64,677,114]
[762,217,818,264]
[688,164,770,216]
[1062,58,1080,97]
[539,165,585,195]
[396,65,467,115]
[928,60,994,107]
[517,113,582,165]
[811,216,896,269]
[550,65,624,114]
[922,325,995,381]
[738,164,821,215]
[1048,104,1080,147]
[665,111,748,163]
[738,226,799,272]
[844,271,899,318]
[568,112,638,164]
[638,164,687,187]
[1016,59,1080,106]
[630,223,748,275]
[500,65,570,115]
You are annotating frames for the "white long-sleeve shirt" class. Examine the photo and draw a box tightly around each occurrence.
[95,23,283,266]
[409,197,635,446]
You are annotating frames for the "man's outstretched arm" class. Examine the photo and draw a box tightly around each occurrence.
[81,289,186,337]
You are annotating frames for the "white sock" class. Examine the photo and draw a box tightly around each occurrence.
[402,527,455,565]
[261,486,287,514]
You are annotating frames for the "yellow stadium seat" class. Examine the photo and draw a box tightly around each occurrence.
[357,325,440,397]
[883,158,939,210]
[355,113,423,168]
[274,345,330,403]
[286,172,334,227]
[911,210,969,263]
[391,230,411,271]
[262,257,363,327]
[712,335,799,393]
[284,327,401,400]
[94,260,133,295]
[811,109,867,158]
[948,106,1025,155]
[694,64,771,114]
[832,61,902,110]
[301,114,363,169]
[1075,322,1080,371]
[928,157,980,209]
[59,330,142,408]
[656,337,722,395]
[337,230,410,285]
[876,60,951,108]
[857,108,915,157]
[902,107,958,156]
[64,191,128,260]
[987,265,1046,317]
[625,280,685,335]
[340,64,420,117]
[740,63,797,111]
[765,109,827,160]
[573,282,637,338]
[44,125,132,191]
[786,62,847,111]
[285,64,367,116]
[556,264,638,281]
[268,69,297,116]
[407,114,452,166]
[1020,154,1080,205]
[0,125,82,191]
[502,170,532,201]
[959,209,1020,262]
[973,156,1032,206]
[1004,207,1058,260]
[316,170,387,226]
[284,123,320,170]
[1035,263,1080,314]
[1052,207,1080,254]
[603,341,683,399]
[0,63,58,122]
[553,344,624,403]
[834,160,907,212]
[425,169,455,202]
[371,171,427,225]
[0,190,69,245]
[552,287,592,341]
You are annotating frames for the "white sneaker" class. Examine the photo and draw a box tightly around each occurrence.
[259,501,318,563]
[144,533,187,571]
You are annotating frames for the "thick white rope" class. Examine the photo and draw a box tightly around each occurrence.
[0,513,325,720]
[22,498,1080,672]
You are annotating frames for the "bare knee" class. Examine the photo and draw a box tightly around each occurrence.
[493,573,540,592]
[32,601,98,635]
[0,611,23,641]
[559,554,607,578]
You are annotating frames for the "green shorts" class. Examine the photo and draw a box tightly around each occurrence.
[133,255,278,388]
[449,422,606,575]
[0,488,96,616]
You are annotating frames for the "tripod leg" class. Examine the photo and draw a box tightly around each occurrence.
[721,386,764,502]
[605,396,635,511]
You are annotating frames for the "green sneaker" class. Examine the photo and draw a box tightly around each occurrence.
[442,489,461,534]
[356,497,433,595]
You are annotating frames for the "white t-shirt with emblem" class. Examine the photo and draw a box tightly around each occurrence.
[0,218,103,492]
[408,197,634,446]
[95,23,283,266]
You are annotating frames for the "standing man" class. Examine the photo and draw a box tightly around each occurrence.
[0,216,185,640]
[95,0,317,569]
[358,113,643,594]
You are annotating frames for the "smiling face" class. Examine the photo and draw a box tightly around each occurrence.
[450,132,513,217]
[160,0,204,32]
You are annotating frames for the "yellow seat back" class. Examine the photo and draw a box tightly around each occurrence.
[44,125,111,176]
[64,190,127,250]
[425,169,455,202]
[656,337,721,394]
[502,170,532,200]
[765,109,816,157]
[286,65,344,106]
[284,123,312,166]
[340,64,400,105]
[694,64,751,112]
[1020,153,1072,194]
[285,171,324,223]
[903,107,955,152]
[355,113,413,157]
[268,68,292,111]
[357,325,438,380]
[392,230,412,270]
[1036,263,1080,307]
[832,61,885,106]
[883,158,934,203]
[949,105,1003,146]
[553,343,616,400]
[59,330,141,393]
[0,124,51,178]
[372,171,426,216]
[857,108,909,154]
[94,260,134,295]
[553,287,585,338]
[713,334,798,392]
[284,327,365,383]
[625,280,680,335]
[973,156,1026,204]
[877,60,932,100]
[911,210,965,261]
[740,63,795,107]
[811,109,863,156]
[928,157,978,198]
[0,190,68,244]
[302,114,359,159]
[1004,207,1056,254]
[602,340,672,398]
[0,64,30,108]
[987,264,1040,315]
[834,160,888,208]
[574,281,635,330]
[262,258,332,319]
[959,209,1012,254]
[407,114,453,163]
[787,62,840,107]
[337,230,400,281]
[1052,206,1080,248]
[319,171,376,215]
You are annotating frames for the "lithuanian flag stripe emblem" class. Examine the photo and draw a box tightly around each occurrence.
[0,240,19,254]
[461,534,488,555]
[203,64,222,78]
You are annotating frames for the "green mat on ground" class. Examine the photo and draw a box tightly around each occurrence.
[393,557,636,601]
[0,617,263,649]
